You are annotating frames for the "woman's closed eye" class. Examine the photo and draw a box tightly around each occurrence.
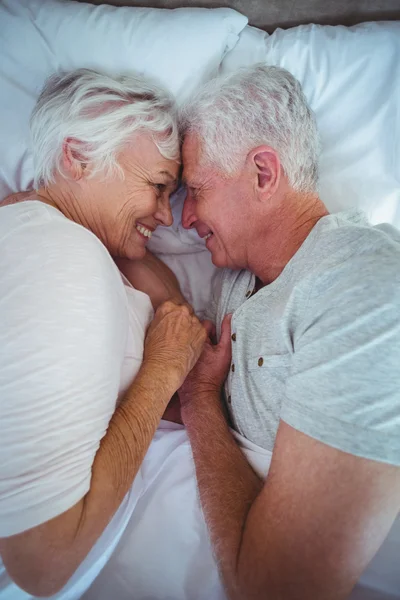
[154,183,167,195]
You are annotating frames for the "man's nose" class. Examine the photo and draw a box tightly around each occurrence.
[182,191,197,230]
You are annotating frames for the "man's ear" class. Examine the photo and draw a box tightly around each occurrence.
[248,145,281,198]
[62,138,88,181]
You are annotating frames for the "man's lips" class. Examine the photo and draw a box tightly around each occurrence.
[205,232,214,246]
[196,226,212,239]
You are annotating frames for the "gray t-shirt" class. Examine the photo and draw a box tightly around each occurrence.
[209,210,400,465]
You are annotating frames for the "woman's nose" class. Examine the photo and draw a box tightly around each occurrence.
[181,192,197,229]
[155,195,173,227]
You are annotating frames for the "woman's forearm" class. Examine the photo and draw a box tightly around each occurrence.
[116,251,185,310]
[1,360,178,596]
[83,360,178,523]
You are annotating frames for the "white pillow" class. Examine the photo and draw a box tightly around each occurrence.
[221,23,400,228]
[220,24,270,71]
[0,0,247,198]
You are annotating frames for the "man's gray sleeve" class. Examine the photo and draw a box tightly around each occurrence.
[281,255,400,465]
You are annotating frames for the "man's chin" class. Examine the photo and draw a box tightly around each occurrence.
[210,250,228,269]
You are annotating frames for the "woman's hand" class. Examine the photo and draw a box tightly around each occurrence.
[143,300,207,389]
[179,314,232,410]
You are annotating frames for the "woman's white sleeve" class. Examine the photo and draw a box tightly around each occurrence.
[0,219,128,537]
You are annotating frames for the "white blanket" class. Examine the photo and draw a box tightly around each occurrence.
[81,423,270,600]
[81,424,400,600]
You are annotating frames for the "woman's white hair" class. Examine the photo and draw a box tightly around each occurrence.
[31,68,179,188]
[180,64,320,193]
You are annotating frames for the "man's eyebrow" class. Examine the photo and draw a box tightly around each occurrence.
[181,175,199,187]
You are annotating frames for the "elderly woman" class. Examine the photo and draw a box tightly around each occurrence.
[0,69,206,597]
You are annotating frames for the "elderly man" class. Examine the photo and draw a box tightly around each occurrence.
[179,64,400,600]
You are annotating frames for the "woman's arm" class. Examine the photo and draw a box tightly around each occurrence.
[116,252,188,424]
[0,302,206,596]
[115,251,185,310]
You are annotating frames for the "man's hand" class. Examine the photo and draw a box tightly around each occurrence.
[179,314,232,409]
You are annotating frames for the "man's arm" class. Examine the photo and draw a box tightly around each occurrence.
[0,302,206,597]
[180,319,400,600]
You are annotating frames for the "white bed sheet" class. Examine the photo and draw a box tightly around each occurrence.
[82,423,400,600]
[82,424,272,600]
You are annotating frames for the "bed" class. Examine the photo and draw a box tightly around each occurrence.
[0,0,399,598]
[81,0,400,32]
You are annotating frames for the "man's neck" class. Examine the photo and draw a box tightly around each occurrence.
[250,193,329,286]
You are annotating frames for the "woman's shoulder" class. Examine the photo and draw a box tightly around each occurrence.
[1,198,95,244]
[2,199,117,271]
[0,199,126,310]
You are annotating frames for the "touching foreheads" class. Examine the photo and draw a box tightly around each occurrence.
[179,64,320,194]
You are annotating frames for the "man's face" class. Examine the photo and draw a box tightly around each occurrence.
[181,133,256,270]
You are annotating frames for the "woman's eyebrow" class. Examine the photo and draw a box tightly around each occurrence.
[158,170,175,181]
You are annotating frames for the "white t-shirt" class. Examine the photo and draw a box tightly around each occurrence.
[0,201,153,596]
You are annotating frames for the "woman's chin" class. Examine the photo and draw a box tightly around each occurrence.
[127,245,147,261]
[113,242,146,261]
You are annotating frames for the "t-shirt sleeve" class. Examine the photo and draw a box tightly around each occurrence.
[281,255,400,466]
[0,215,128,537]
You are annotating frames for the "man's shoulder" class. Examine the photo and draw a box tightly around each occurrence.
[294,212,400,299]
[310,216,400,294]
[314,210,400,257]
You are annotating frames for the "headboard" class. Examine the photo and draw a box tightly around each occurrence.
[79,0,400,32]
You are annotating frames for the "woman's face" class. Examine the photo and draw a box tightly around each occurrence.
[80,133,179,259]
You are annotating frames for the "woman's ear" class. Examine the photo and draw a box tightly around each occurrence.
[248,145,281,199]
[62,138,88,181]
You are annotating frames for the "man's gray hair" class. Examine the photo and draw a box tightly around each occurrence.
[180,64,320,193]
[31,68,179,188]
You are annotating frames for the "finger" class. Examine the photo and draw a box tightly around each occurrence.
[180,301,194,315]
[218,313,233,349]
[185,302,195,315]
[180,303,191,317]
[156,299,176,315]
